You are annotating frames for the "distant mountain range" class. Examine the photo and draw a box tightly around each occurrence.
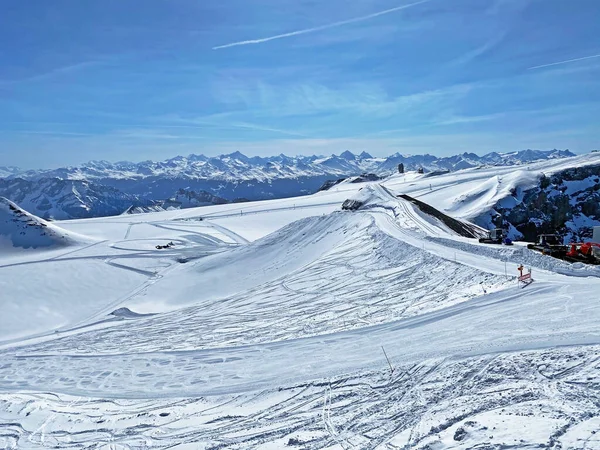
[0,166,21,178]
[6,149,575,184]
[0,149,577,219]
[0,178,148,220]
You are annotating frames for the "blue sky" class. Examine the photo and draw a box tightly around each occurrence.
[1,0,599,168]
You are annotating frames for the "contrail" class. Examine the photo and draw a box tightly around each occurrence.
[528,53,600,70]
[213,0,431,50]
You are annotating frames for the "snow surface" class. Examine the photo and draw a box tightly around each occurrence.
[0,197,92,252]
[1,153,600,448]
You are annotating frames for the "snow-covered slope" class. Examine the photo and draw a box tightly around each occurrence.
[0,178,148,220]
[2,149,576,204]
[1,153,600,449]
[384,152,600,239]
[161,188,229,209]
[0,179,235,220]
[0,197,92,252]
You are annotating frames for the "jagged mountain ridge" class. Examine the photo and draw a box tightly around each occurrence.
[0,166,21,178]
[7,149,575,183]
[0,149,577,219]
[123,189,236,215]
[0,178,238,220]
[161,189,229,209]
[0,178,149,220]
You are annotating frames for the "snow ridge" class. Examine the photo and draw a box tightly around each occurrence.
[0,197,92,251]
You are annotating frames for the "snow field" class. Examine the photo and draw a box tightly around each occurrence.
[2,154,600,448]
[10,212,508,358]
[0,259,150,341]
[2,345,600,449]
[2,187,600,400]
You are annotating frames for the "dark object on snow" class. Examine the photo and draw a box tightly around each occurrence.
[417,167,424,174]
[398,163,404,174]
[110,307,155,319]
[320,173,382,192]
[398,194,485,238]
[479,228,505,244]
[423,170,450,178]
[454,427,467,441]
[565,242,600,264]
[503,237,513,245]
[318,178,346,192]
[155,241,175,250]
[341,199,364,211]
[350,173,382,183]
[527,234,566,256]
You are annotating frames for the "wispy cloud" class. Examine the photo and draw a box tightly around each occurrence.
[226,122,309,137]
[211,79,472,121]
[0,116,309,140]
[528,53,600,70]
[0,61,103,86]
[0,130,95,137]
[433,112,509,126]
[447,32,506,68]
[213,0,432,50]
[157,115,311,138]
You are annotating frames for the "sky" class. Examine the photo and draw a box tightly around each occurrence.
[1,0,599,168]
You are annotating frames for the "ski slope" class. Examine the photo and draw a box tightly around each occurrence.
[0,197,93,256]
[1,153,600,449]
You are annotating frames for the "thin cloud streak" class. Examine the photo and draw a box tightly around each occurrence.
[227,122,309,137]
[0,61,103,86]
[528,53,600,70]
[0,130,95,137]
[213,0,431,50]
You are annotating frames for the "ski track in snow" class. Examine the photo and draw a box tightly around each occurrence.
[1,155,600,449]
[3,346,600,449]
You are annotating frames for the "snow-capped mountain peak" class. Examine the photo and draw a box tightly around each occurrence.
[0,149,579,220]
[3,149,577,183]
[339,150,357,160]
